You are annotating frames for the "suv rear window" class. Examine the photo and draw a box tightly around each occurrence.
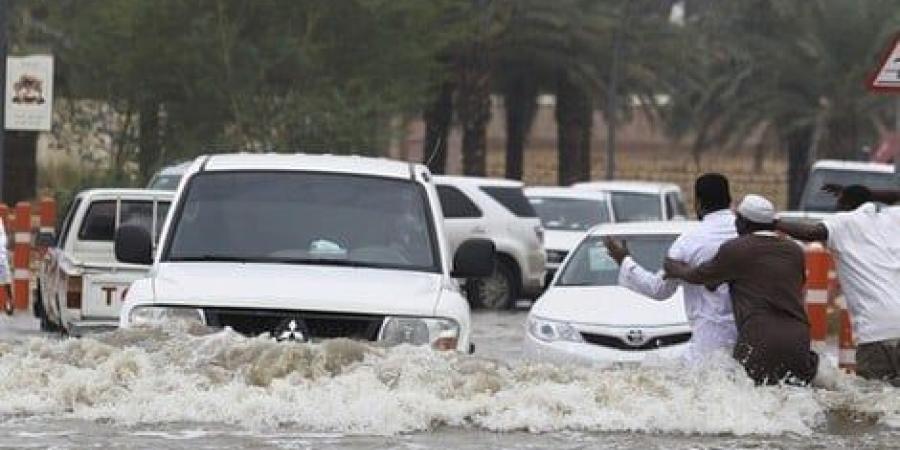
[436,185,482,218]
[480,186,538,218]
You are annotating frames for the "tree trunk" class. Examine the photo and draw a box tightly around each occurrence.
[456,43,491,177]
[422,82,454,174]
[503,76,537,180]
[555,77,592,186]
[2,131,37,205]
[785,129,812,209]
[138,101,161,183]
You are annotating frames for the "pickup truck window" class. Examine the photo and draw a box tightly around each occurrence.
[57,197,82,248]
[799,169,897,212]
[78,200,171,242]
[165,171,441,273]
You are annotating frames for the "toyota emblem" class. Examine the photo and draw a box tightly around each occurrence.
[624,329,648,346]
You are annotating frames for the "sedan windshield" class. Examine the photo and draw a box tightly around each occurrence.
[557,234,677,286]
[610,192,663,222]
[528,197,610,231]
[165,171,439,272]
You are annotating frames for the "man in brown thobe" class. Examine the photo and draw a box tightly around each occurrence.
[665,194,819,385]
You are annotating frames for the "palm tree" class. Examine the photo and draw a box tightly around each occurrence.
[674,0,900,207]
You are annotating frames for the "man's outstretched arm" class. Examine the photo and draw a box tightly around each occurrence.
[774,220,828,243]
[604,237,678,300]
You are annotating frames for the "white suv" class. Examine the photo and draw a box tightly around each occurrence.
[572,181,688,222]
[525,187,613,286]
[115,154,495,353]
[433,175,545,309]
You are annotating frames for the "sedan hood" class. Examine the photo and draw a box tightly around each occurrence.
[149,263,443,316]
[532,286,688,327]
[543,230,586,252]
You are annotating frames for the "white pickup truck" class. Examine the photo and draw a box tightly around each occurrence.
[34,189,173,334]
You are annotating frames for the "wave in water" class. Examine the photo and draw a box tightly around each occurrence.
[0,326,896,436]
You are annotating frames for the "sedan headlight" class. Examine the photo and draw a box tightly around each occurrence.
[379,317,460,350]
[129,306,205,327]
[527,316,583,343]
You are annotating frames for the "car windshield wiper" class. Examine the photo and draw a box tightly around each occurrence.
[278,258,385,269]
[168,255,258,262]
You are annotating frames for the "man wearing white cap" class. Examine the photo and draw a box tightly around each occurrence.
[665,195,820,385]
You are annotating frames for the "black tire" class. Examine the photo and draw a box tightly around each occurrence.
[468,261,519,310]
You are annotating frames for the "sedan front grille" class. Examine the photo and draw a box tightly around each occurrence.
[580,331,691,351]
[202,308,384,341]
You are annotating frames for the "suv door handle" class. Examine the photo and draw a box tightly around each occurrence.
[471,226,487,234]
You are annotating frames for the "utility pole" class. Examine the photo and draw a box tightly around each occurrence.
[0,0,7,200]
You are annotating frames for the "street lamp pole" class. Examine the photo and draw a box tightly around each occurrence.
[0,0,7,200]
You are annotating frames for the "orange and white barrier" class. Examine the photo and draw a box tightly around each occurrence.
[804,244,830,352]
[12,202,31,311]
[804,243,856,373]
[0,198,57,313]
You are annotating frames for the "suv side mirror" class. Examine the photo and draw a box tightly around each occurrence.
[452,238,496,278]
[115,225,153,265]
[34,231,55,248]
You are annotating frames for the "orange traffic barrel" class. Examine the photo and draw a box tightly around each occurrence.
[805,244,830,352]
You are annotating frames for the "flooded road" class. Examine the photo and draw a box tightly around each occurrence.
[0,311,897,449]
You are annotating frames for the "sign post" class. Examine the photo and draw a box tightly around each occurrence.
[867,33,900,185]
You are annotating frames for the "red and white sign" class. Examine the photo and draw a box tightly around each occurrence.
[868,34,900,93]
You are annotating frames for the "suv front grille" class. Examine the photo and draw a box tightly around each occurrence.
[202,308,384,341]
[580,331,691,351]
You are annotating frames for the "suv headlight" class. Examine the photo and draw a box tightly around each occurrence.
[527,316,583,343]
[129,306,205,327]
[546,249,568,265]
[379,317,460,350]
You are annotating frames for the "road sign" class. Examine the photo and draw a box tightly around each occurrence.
[4,55,53,131]
[868,34,900,93]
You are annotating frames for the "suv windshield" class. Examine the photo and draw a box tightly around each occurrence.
[558,234,676,286]
[610,192,663,222]
[165,171,440,272]
[148,175,182,191]
[799,168,896,212]
[528,197,610,231]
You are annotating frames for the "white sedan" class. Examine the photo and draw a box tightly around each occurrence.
[523,221,695,365]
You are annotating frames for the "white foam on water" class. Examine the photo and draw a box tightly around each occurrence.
[0,327,895,437]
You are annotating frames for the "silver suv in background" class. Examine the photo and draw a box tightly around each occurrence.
[525,187,613,286]
[146,161,191,190]
[434,175,546,309]
[572,180,687,222]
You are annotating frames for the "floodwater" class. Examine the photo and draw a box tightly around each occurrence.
[0,312,897,449]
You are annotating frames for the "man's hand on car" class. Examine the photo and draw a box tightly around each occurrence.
[602,236,629,265]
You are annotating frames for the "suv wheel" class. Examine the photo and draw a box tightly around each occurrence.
[470,261,518,310]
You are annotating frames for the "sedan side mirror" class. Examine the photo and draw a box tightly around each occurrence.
[34,231,55,248]
[452,238,496,278]
[115,225,153,265]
